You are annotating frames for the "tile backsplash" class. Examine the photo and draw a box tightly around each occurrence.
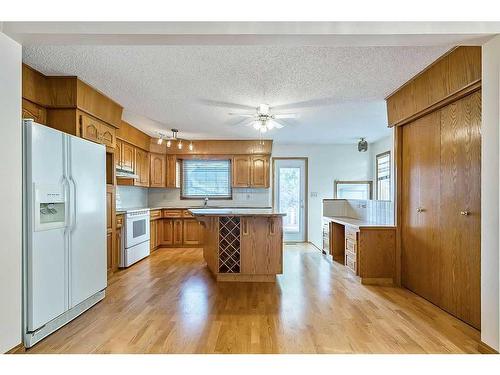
[147,187,271,208]
[116,186,148,210]
[323,199,394,225]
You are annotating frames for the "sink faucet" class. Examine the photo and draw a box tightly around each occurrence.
[204,197,209,207]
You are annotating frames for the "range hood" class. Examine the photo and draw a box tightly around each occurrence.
[116,168,139,179]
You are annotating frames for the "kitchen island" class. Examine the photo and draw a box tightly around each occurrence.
[189,208,285,282]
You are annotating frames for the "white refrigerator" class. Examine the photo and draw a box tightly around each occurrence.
[23,120,107,348]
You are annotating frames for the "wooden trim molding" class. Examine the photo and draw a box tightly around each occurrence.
[150,139,273,155]
[478,341,499,354]
[389,80,482,128]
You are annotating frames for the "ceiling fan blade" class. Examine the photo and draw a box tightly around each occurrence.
[231,118,254,127]
[274,113,298,119]
[228,113,255,117]
[198,99,256,111]
[269,119,285,129]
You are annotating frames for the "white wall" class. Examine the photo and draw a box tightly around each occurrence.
[0,32,22,353]
[482,36,500,352]
[272,144,371,248]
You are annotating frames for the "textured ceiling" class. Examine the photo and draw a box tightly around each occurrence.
[23,45,450,144]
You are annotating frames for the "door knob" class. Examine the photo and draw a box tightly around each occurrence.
[460,210,470,216]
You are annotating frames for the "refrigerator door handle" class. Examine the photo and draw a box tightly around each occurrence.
[69,176,77,232]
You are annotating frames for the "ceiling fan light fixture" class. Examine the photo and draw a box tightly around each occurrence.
[253,121,261,130]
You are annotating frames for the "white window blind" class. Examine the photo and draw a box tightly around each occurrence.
[376,152,391,201]
[181,159,232,199]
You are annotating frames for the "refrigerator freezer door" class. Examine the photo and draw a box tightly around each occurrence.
[25,122,68,331]
[68,135,107,308]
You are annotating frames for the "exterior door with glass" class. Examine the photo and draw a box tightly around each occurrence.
[273,158,306,242]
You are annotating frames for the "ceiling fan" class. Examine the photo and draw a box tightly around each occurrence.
[228,104,298,133]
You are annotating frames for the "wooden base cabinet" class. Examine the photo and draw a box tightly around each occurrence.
[158,215,203,248]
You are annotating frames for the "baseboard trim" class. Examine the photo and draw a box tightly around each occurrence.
[478,341,499,354]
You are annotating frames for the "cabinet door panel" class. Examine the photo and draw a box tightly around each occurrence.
[161,219,174,246]
[121,142,135,172]
[99,122,116,148]
[183,219,201,245]
[150,153,166,187]
[439,91,481,329]
[173,219,183,245]
[135,148,150,187]
[115,140,123,169]
[80,114,100,143]
[233,156,250,187]
[250,155,269,187]
[401,111,441,306]
[166,155,177,188]
[150,220,157,251]
[106,232,113,274]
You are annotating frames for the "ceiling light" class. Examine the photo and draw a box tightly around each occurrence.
[166,139,171,147]
[253,121,261,130]
[189,142,193,151]
[178,140,183,149]
[157,137,163,145]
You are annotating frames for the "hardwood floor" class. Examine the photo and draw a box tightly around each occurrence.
[15,243,480,354]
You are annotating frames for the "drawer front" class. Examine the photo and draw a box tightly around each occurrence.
[162,209,183,218]
[345,253,357,273]
[182,210,194,218]
[345,225,358,242]
[116,214,124,228]
[344,247,356,261]
[345,238,357,253]
[150,210,162,220]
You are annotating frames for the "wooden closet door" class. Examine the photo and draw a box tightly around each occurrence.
[401,111,441,306]
[439,91,481,329]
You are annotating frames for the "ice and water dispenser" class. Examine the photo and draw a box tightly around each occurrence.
[34,184,67,231]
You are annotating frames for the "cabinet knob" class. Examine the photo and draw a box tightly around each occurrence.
[460,210,470,216]
[416,207,425,213]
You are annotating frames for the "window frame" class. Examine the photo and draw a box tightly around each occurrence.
[179,158,233,200]
[375,151,391,201]
[333,180,373,200]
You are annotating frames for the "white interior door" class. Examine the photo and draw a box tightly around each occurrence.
[68,135,107,307]
[274,159,306,242]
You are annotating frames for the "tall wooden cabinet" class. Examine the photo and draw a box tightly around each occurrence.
[389,47,481,329]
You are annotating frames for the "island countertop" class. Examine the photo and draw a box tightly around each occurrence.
[189,208,286,217]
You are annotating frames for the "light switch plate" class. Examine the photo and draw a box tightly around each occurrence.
[310,192,318,198]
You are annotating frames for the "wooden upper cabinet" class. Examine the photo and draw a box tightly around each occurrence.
[250,155,270,188]
[121,142,135,172]
[386,46,481,127]
[79,112,116,148]
[150,153,166,188]
[80,113,100,144]
[115,140,123,169]
[166,155,177,188]
[22,99,47,124]
[232,156,251,187]
[134,148,150,187]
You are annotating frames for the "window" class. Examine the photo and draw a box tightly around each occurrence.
[376,151,391,201]
[334,180,372,200]
[181,159,232,199]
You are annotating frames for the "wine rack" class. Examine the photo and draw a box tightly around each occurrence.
[218,216,241,273]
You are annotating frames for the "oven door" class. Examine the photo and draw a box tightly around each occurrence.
[125,215,150,248]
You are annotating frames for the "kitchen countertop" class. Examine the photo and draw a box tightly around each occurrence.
[116,206,274,215]
[323,216,395,228]
[189,208,286,217]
